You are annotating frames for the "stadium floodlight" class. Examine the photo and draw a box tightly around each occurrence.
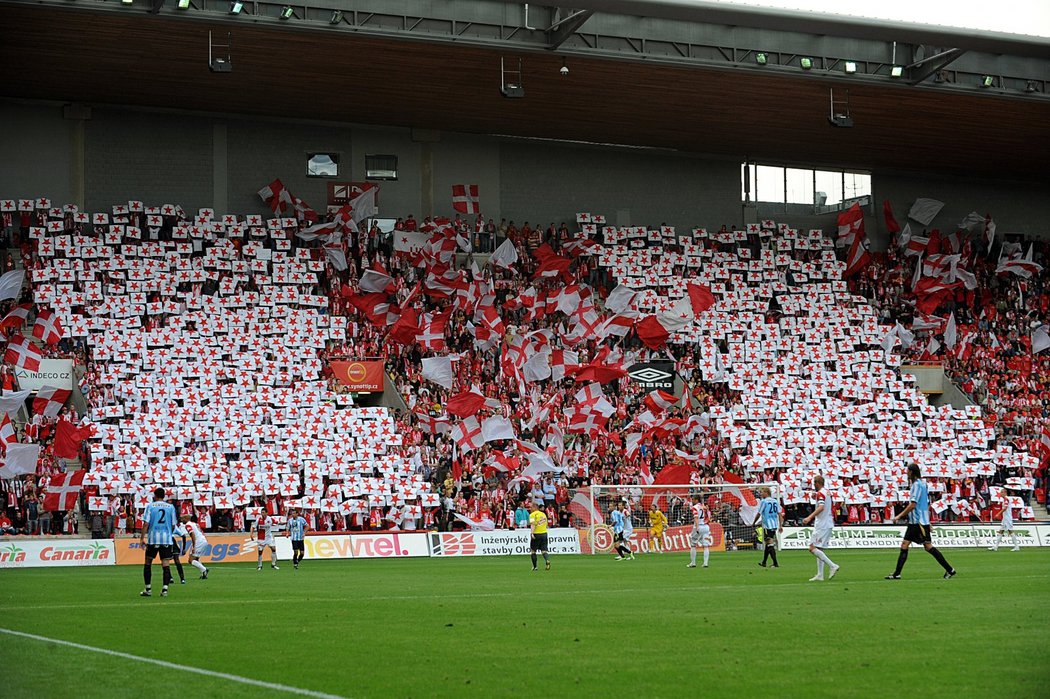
[890,65,904,78]
[177,0,191,8]
[279,5,294,19]
[229,1,243,13]
[844,61,857,74]
[330,10,343,24]
[755,52,767,65]
[980,75,995,88]
[800,57,813,70]
[121,0,133,5]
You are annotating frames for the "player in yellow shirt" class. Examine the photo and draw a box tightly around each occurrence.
[648,505,668,553]
[528,500,551,571]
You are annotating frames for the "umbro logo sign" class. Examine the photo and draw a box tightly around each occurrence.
[629,367,672,383]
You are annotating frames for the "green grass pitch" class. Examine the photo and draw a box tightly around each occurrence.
[1,548,1048,698]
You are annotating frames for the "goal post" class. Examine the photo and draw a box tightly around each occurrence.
[569,483,781,555]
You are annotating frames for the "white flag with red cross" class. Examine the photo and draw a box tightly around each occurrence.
[32,309,64,345]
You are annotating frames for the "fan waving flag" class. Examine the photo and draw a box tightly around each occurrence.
[43,470,86,512]
[5,334,42,371]
[0,303,32,329]
[0,269,25,301]
[54,420,95,460]
[686,282,716,314]
[32,309,64,345]
[257,179,287,214]
[33,385,72,418]
[0,443,40,478]
[451,184,480,214]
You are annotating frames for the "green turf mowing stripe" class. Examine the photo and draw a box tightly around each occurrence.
[0,627,350,699]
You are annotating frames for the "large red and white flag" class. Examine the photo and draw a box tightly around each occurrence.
[33,385,72,418]
[257,179,287,214]
[0,413,16,445]
[349,183,379,224]
[451,184,480,214]
[843,235,871,278]
[452,416,485,453]
[0,303,32,329]
[836,202,865,248]
[32,309,64,346]
[5,334,42,372]
[644,389,678,414]
[43,470,86,512]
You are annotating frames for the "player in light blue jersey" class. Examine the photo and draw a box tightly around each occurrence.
[886,464,956,580]
[139,487,178,597]
[610,502,633,560]
[752,487,782,568]
[287,509,308,569]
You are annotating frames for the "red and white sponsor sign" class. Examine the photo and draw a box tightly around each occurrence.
[274,532,430,560]
[0,539,115,568]
[429,528,581,556]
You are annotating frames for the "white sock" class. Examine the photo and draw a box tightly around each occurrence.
[814,549,834,567]
[992,534,1002,549]
[257,552,263,565]
[191,560,206,572]
[702,547,710,566]
[817,559,825,577]
[271,550,278,565]
[690,548,697,565]
[1011,534,1019,547]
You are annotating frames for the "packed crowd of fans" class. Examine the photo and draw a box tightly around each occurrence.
[0,193,1047,538]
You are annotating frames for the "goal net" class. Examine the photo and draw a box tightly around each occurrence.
[568,483,780,555]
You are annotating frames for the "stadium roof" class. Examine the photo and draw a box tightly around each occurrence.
[1,2,1049,180]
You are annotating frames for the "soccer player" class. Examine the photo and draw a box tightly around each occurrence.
[621,501,636,558]
[139,487,178,598]
[181,515,210,579]
[171,518,188,585]
[252,510,280,570]
[885,463,956,579]
[801,476,839,582]
[528,501,551,571]
[753,486,782,568]
[609,502,633,560]
[288,508,308,569]
[648,503,668,553]
[687,494,711,569]
[989,490,1021,552]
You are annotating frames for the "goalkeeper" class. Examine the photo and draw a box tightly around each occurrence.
[647,503,667,553]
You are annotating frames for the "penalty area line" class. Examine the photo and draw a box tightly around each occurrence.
[0,627,350,699]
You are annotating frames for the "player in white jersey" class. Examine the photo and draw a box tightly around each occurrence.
[687,494,711,569]
[802,476,840,582]
[252,512,280,570]
[989,489,1020,552]
[180,515,210,579]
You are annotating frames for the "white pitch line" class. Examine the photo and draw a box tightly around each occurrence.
[0,627,350,699]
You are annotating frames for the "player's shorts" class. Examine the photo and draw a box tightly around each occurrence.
[614,532,625,543]
[999,522,1014,532]
[650,528,664,538]
[144,544,174,562]
[191,542,209,558]
[762,524,779,541]
[810,525,833,548]
[689,525,711,546]
[530,534,548,552]
[255,536,276,549]
[292,539,305,553]
[903,523,932,544]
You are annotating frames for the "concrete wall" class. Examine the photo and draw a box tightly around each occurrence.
[2,100,1049,239]
[0,103,75,205]
[498,141,741,231]
[84,109,213,213]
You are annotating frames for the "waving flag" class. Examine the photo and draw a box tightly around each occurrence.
[452,417,485,453]
[33,385,72,418]
[5,334,42,372]
[0,442,40,478]
[836,202,865,248]
[0,303,32,329]
[451,184,480,214]
[43,470,86,512]
[32,309,64,345]
[257,179,287,214]
[0,269,25,301]
[421,356,454,389]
